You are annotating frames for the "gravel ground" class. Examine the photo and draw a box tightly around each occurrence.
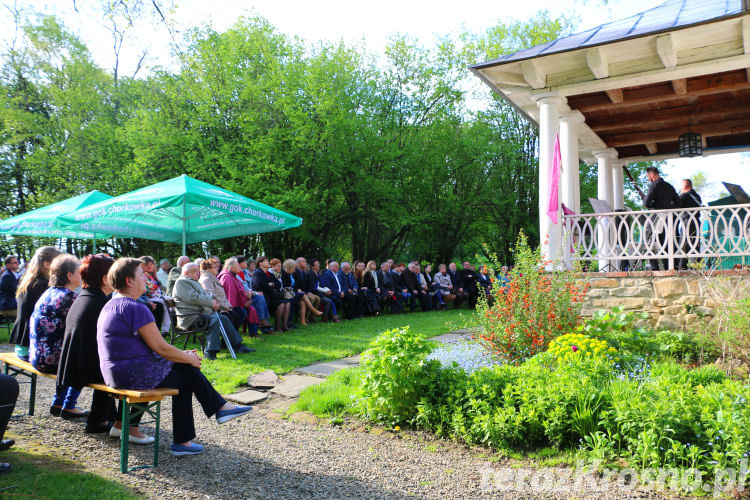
[3,376,680,500]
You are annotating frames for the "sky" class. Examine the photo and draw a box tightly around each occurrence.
[4,0,749,201]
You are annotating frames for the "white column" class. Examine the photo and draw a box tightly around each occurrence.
[559,111,584,214]
[534,93,566,269]
[594,149,618,271]
[595,149,617,208]
[611,162,625,210]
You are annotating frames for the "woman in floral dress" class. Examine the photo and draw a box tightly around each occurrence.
[29,253,88,420]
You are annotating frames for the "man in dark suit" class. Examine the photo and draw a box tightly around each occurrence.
[337,262,359,319]
[448,262,467,309]
[376,261,402,313]
[643,167,680,271]
[307,259,336,322]
[677,178,702,270]
[0,256,19,318]
[401,262,422,312]
[319,261,346,320]
[458,262,479,309]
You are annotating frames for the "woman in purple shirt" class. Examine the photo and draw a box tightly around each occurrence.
[97,257,252,456]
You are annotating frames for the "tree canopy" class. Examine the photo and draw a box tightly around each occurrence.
[0,8,599,265]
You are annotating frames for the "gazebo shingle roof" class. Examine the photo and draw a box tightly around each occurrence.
[471,0,747,69]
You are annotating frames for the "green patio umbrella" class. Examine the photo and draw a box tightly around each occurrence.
[0,190,113,243]
[59,175,303,254]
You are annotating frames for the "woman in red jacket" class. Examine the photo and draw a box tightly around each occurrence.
[218,257,259,337]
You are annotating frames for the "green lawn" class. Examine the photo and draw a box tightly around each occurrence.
[0,309,470,395]
[201,309,470,393]
[0,445,142,499]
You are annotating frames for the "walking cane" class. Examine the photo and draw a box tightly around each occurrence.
[213,311,237,360]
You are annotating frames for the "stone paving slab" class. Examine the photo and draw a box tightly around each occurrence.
[248,369,281,388]
[270,374,324,397]
[294,361,352,377]
[225,389,269,405]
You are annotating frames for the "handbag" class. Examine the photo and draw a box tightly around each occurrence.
[281,287,295,300]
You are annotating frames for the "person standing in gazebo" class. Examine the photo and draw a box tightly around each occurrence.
[643,167,679,271]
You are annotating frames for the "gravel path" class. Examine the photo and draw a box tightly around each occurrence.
[3,376,680,500]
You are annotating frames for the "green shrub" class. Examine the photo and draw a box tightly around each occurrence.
[474,231,588,363]
[581,307,709,363]
[359,326,444,426]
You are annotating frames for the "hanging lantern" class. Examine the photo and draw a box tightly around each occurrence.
[678,132,702,158]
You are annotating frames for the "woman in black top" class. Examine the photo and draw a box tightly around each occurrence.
[251,256,287,333]
[9,246,61,360]
[57,254,116,433]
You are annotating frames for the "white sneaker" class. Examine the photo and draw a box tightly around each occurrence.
[109,426,155,445]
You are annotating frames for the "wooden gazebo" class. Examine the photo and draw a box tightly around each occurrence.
[471,0,750,269]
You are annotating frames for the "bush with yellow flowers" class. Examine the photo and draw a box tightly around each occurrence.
[546,333,616,364]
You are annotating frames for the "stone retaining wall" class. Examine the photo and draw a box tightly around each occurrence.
[577,269,750,330]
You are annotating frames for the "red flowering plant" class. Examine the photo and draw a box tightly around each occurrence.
[474,231,589,364]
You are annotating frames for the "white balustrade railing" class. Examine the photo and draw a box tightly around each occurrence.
[562,204,750,271]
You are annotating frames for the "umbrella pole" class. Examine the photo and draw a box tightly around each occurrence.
[92,236,96,253]
[181,200,187,256]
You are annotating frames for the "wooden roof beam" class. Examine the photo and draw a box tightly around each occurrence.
[520,60,546,89]
[656,34,678,68]
[602,118,750,147]
[645,143,658,155]
[586,48,609,79]
[571,71,750,113]
[552,53,750,97]
[587,97,750,132]
[671,78,687,94]
[605,88,623,103]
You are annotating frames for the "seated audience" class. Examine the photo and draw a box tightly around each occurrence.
[308,259,336,322]
[280,259,299,329]
[0,255,20,318]
[218,257,259,336]
[198,259,243,329]
[477,265,493,305]
[337,262,359,319]
[448,262,467,308]
[29,253,88,419]
[319,261,347,320]
[236,256,271,333]
[10,246,61,361]
[57,254,120,435]
[251,256,288,333]
[97,257,253,457]
[293,257,323,325]
[139,256,169,333]
[458,261,479,309]
[433,264,455,307]
[156,259,170,292]
[173,263,253,360]
[166,256,190,296]
[355,261,380,316]
[421,263,444,310]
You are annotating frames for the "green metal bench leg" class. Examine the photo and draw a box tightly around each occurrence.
[153,401,161,467]
[29,373,36,416]
[120,399,131,473]
[120,400,161,473]
[2,363,36,416]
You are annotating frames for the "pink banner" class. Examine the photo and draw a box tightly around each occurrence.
[547,134,562,224]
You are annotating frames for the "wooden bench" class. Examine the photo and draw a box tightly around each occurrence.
[0,352,178,473]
